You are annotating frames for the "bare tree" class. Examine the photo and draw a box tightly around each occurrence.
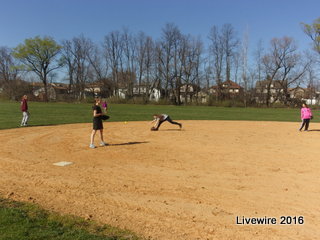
[208,25,224,100]
[121,28,137,98]
[136,32,147,95]
[180,35,203,104]
[252,40,265,104]
[240,28,249,106]
[144,36,156,99]
[86,43,106,81]
[61,35,95,100]
[136,32,156,99]
[232,51,240,84]
[254,40,265,83]
[0,47,20,98]
[103,31,123,96]
[221,24,239,82]
[158,23,182,103]
[262,37,310,106]
[61,40,76,92]
[202,56,212,90]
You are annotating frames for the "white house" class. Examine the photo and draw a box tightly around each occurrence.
[117,85,161,101]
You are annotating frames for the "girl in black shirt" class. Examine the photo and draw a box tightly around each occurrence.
[90,98,107,148]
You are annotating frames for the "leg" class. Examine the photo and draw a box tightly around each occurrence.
[299,120,306,131]
[166,116,182,128]
[305,119,310,131]
[100,129,104,142]
[90,130,97,145]
[155,119,164,130]
[21,112,27,126]
[21,112,25,126]
[24,112,29,125]
[99,129,107,146]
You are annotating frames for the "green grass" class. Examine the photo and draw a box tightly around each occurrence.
[0,101,311,130]
[0,197,140,240]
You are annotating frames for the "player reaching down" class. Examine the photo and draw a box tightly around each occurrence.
[150,114,182,131]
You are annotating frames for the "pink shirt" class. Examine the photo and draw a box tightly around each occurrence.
[301,107,312,120]
[102,101,107,108]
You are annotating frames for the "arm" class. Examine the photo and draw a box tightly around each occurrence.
[93,110,103,117]
[153,119,160,127]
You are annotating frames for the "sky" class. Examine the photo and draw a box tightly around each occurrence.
[0,0,319,52]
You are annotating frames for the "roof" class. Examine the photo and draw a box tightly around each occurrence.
[211,80,242,89]
[255,80,282,89]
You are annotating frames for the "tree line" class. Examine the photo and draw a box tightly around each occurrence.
[1,18,320,106]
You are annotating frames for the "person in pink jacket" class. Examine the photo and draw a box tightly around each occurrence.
[299,103,313,131]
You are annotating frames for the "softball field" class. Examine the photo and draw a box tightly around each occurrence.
[0,121,320,240]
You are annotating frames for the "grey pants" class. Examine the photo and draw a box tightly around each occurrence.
[21,111,29,126]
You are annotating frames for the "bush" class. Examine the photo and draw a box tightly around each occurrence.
[206,96,246,107]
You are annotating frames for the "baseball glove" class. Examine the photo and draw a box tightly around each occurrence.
[101,115,110,120]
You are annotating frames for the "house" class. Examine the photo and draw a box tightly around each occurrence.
[289,87,306,99]
[289,86,320,105]
[255,80,283,94]
[32,82,69,100]
[255,80,283,103]
[209,80,243,96]
[84,83,102,97]
[116,84,161,101]
[179,84,204,103]
[255,80,320,105]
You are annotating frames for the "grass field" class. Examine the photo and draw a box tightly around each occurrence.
[0,101,309,130]
[0,197,140,240]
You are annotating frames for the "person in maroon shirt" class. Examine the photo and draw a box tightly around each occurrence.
[20,95,29,126]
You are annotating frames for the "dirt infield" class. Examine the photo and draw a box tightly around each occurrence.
[1,120,320,240]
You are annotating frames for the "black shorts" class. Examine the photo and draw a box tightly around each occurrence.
[93,117,103,130]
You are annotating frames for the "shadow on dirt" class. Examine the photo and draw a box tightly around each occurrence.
[108,141,149,146]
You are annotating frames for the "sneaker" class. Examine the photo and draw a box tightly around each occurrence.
[100,142,108,146]
[89,144,96,149]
